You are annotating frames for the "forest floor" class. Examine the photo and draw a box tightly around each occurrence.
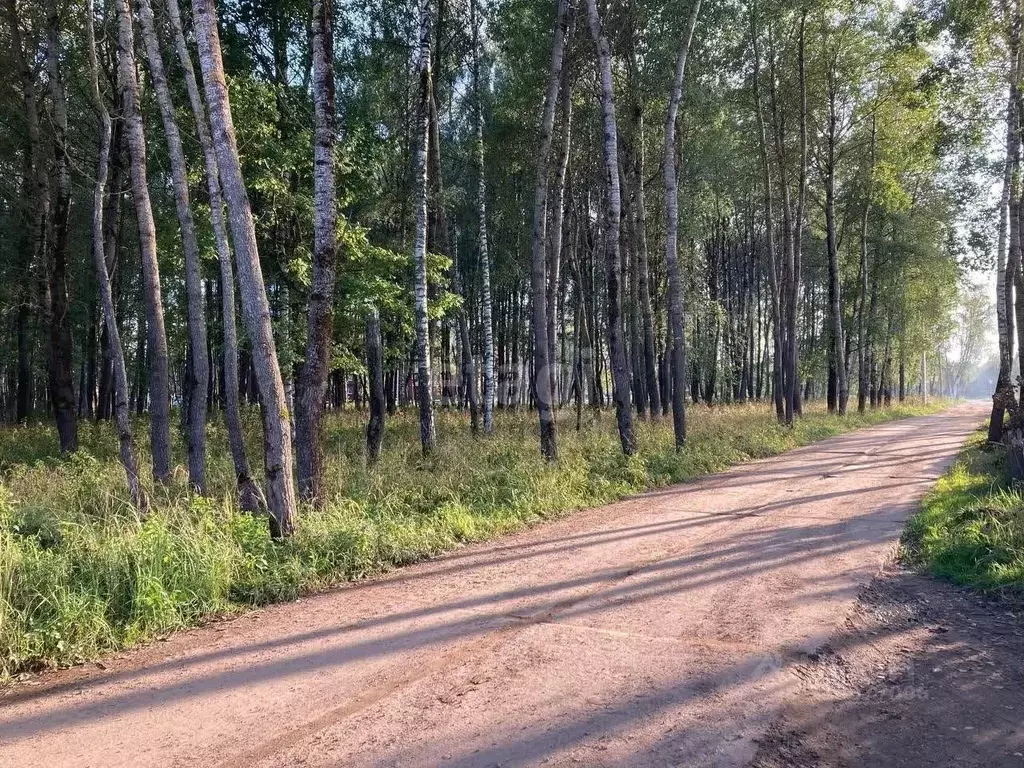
[2,401,1017,767]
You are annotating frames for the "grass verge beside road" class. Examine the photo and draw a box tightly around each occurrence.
[904,430,1024,595]
[0,399,947,679]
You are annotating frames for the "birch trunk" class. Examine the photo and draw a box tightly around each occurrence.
[991,73,1016,441]
[137,0,208,491]
[663,0,702,448]
[824,71,847,415]
[165,0,260,509]
[548,68,572,409]
[192,0,296,536]
[632,107,661,418]
[529,0,571,461]
[296,0,339,503]
[85,0,145,510]
[587,0,635,454]
[117,0,172,482]
[751,5,784,421]
[858,117,876,414]
[791,12,808,419]
[412,0,436,454]
[471,0,495,434]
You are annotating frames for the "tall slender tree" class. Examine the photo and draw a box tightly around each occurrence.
[822,35,848,415]
[165,0,261,510]
[587,0,635,455]
[44,0,77,453]
[296,0,339,504]
[85,0,145,510]
[471,0,495,434]
[751,3,785,422]
[412,0,436,454]
[192,0,296,536]
[136,0,208,491]
[529,0,571,461]
[663,0,703,449]
[858,117,876,414]
[117,0,172,482]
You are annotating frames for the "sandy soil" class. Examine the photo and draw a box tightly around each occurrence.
[752,563,1024,767]
[0,404,994,767]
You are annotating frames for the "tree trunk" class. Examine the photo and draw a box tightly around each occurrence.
[529,0,571,461]
[5,0,48,429]
[412,0,436,454]
[117,0,172,482]
[192,0,296,536]
[787,11,808,422]
[858,117,876,414]
[137,0,208,490]
[824,71,847,416]
[587,0,635,455]
[991,41,1018,441]
[295,0,339,504]
[750,6,784,423]
[85,0,146,510]
[365,306,386,464]
[631,105,661,420]
[165,0,260,509]
[548,68,572,411]
[470,0,495,434]
[43,5,78,453]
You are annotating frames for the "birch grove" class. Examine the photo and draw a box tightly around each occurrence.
[0,0,1002,533]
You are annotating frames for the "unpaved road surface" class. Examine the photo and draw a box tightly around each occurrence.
[0,404,994,767]
[752,563,1024,767]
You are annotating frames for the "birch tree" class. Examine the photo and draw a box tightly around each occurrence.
[529,0,571,460]
[85,0,145,509]
[192,0,296,536]
[587,0,635,455]
[136,0,209,491]
[165,0,261,510]
[471,0,495,434]
[116,0,172,482]
[296,0,340,503]
[412,0,436,454]
[663,0,703,448]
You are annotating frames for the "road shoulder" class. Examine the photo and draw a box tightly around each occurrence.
[751,563,1024,767]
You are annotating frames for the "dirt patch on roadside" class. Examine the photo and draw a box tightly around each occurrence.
[752,564,1024,767]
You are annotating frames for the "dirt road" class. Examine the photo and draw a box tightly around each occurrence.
[0,405,989,767]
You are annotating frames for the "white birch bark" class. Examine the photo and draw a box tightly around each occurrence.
[586,0,635,455]
[136,0,209,492]
[530,0,571,461]
[86,0,146,510]
[662,0,702,449]
[164,0,262,510]
[296,0,339,503]
[116,0,173,483]
[192,0,296,535]
[470,0,495,434]
[413,0,436,454]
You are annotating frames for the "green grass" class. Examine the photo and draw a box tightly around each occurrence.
[0,398,946,679]
[904,430,1024,595]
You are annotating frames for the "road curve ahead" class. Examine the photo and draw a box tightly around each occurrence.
[0,404,985,767]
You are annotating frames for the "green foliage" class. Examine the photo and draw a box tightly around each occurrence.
[0,401,945,678]
[904,433,1024,593]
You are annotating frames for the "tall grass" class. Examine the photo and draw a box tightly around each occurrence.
[0,399,945,678]
[904,431,1024,594]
